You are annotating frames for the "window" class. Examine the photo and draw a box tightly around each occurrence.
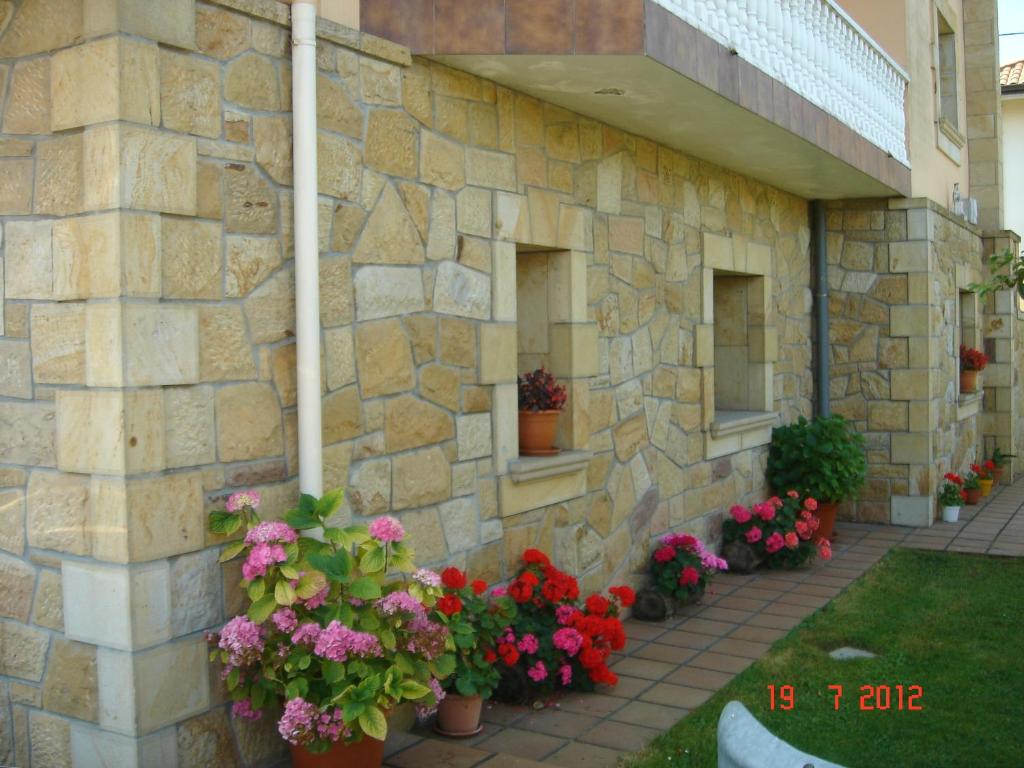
[934,5,965,161]
[699,234,778,459]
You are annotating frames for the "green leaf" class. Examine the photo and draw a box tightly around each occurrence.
[394,653,415,676]
[349,576,382,600]
[430,653,456,679]
[324,524,370,549]
[284,501,319,530]
[247,578,266,601]
[360,546,386,574]
[274,580,297,606]
[208,511,242,535]
[247,594,277,624]
[315,489,345,519]
[398,680,432,700]
[323,661,347,684]
[219,540,247,563]
[279,564,299,580]
[226,667,240,691]
[378,627,396,651]
[295,572,327,600]
[455,676,477,697]
[285,678,309,700]
[358,706,388,741]
[308,549,353,582]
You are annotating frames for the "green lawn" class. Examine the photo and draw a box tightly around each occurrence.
[623,549,1024,768]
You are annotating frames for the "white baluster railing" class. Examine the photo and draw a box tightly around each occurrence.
[652,0,910,166]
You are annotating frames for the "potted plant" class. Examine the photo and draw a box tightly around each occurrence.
[648,532,727,613]
[962,472,982,505]
[959,345,988,394]
[990,447,1015,484]
[429,567,517,737]
[938,473,966,523]
[722,491,831,571]
[517,368,567,456]
[972,461,996,497]
[208,491,455,768]
[767,415,867,541]
[494,549,634,703]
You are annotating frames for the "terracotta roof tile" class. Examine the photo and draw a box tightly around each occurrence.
[1001,60,1024,89]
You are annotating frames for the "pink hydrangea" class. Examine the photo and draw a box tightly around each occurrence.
[730,504,752,524]
[377,590,426,619]
[765,532,785,554]
[527,660,548,682]
[517,633,539,654]
[368,515,405,543]
[303,585,329,610]
[555,605,577,625]
[558,664,572,686]
[553,627,584,656]
[271,608,298,633]
[291,623,322,645]
[315,708,349,743]
[226,490,262,513]
[405,618,448,660]
[413,568,441,588]
[232,699,262,720]
[219,616,265,666]
[245,521,298,545]
[242,542,288,581]
[415,677,447,719]
[277,697,319,745]
[313,621,383,662]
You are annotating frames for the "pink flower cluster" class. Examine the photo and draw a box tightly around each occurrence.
[404,618,448,660]
[244,521,298,545]
[226,490,261,512]
[313,620,383,662]
[658,532,729,572]
[553,627,583,656]
[368,515,404,543]
[219,616,265,667]
[517,633,539,654]
[415,677,446,719]
[271,608,297,633]
[558,664,572,686]
[527,660,547,682]
[555,604,577,625]
[377,591,426,620]
[291,623,322,645]
[277,697,350,746]
[242,542,288,581]
[413,568,441,588]
[232,699,261,720]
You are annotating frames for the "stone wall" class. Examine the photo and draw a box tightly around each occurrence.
[0,0,814,764]
[824,197,1015,525]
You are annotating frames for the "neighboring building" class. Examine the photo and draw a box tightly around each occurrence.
[1002,59,1024,238]
[0,0,1018,765]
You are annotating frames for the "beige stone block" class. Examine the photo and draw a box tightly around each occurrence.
[353,265,425,320]
[557,205,590,252]
[224,236,282,300]
[888,241,929,272]
[0,0,79,56]
[695,324,715,367]
[456,412,491,460]
[549,323,599,379]
[3,58,50,135]
[890,370,930,400]
[0,620,49,681]
[748,326,778,362]
[420,130,465,191]
[491,241,517,322]
[224,52,280,111]
[159,50,220,139]
[889,306,930,337]
[51,37,159,131]
[704,232,733,269]
[547,250,587,324]
[355,317,415,397]
[868,401,909,432]
[214,384,282,463]
[479,323,516,384]
[0,488,25,555]
[57,390,164,475]
[354,184,424,264]
[324,325,356,391]
[0,552,37,623]
[26,471,90,556]
[42,639,97,723]
[499,469,586,518]
[365,109,418,179]
[251,115,293,185]
[392,446,451,510]
[892,433,931,464]
[0,339,31,399]
[164,386,216,469]
[433,261,491,320]
[6,220,53,299]
[322,386,363,444]
[223,162,277,234]
[494,192,530,243]
[439,317,475,367]
[318,131,362,200]
[361,58,402,105]
[31,568,63,632]
[161,218,221,299]
[466,147,516,192]
[50,214,116,299]
[35,132,84,216]
[88,304,199,387]
[0,157,33,214]
[348,459,391,516]
[199,305,257,381]
[318,72,362,139]
[85,0,195,48]
[126,637,210,734]
[384,395,454,453]
[0,401,56,467]
[456,186,491,238]
[596,153,622,214]
[420,364,459,411]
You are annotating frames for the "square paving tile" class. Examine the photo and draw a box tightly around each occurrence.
[688,651,753,674]
[602,674,655,699]
[761,601,816,619]
[610,699,689,729]
[698,606,754,623]
[639,681,715,708]
[482,703,529,726]
[714,595,769,612]
[774,592,831,608]
[514,709,600,739]
[387,738,492,768]
[709,637,771,658]
[577,719,662,752]
[555,692,627,718]
[609,656,678,681]
[623,621,668,640]
[474,727,566,762]
[656,629,718,650]
[384,730,423,758]
[664,664,734,690]
[745,612,802,630]
[728,624,788,644]
[479,755,550,768]
[544,741,626,768]
[676,617,736,636]
[633,642,697,664]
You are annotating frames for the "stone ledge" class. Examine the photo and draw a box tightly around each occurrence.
[710,410,778,439]
[507,450,593,484]
[957,391,983,421]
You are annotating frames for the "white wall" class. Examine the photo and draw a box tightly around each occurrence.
[1003,96,1024,238]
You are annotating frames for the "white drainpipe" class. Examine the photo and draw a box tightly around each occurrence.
[287,1,323,497]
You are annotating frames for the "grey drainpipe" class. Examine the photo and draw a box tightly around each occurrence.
[812,200,830,417]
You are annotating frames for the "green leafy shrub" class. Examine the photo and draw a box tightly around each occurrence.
[767,415,866,503]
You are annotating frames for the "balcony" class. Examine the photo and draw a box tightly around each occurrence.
[361,0,911,199]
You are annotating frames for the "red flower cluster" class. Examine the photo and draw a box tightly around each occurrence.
[723,492,829,568]
[960,345,989,372]
[518,369,568,412]
[939,472,968,505]
[971,461,997,480]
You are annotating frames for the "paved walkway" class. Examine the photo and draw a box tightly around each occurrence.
[383,479,1024,767]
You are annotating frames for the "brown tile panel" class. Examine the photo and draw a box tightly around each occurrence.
[574,0,645,54]
[434,0,506,54]
[507,0,573,54]
[360,0,435,53]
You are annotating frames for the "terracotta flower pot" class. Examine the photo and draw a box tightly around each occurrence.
[978,478,993,497]
[992,467,1004,485]
[518,410,561,456]
[435,694,484,737]
[814,501,839,543]
[290,736,385,768]
[963,486,982,505]
[960,370,979,393]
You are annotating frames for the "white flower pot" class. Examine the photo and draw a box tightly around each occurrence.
[942,506,960,523]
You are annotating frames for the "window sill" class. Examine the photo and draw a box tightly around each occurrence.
[705,410,778,459]
[936,118,964,165]
[499,450,592,517]
[957,391,983,421]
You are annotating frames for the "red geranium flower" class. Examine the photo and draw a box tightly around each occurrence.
[508,579,534,603]
[471,579,488,595]
[437,594,463,615]
[484,648,497,664]
[678,566,700,586]
[498,643,519,666]
[585,594,610,616]
[522,549,550,566]
[520,571,540,587]
[653,545,677,563]
[441,567,466,590]
[609,585,636,607]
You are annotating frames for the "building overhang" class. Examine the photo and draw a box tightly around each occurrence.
[361,0,911,200]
